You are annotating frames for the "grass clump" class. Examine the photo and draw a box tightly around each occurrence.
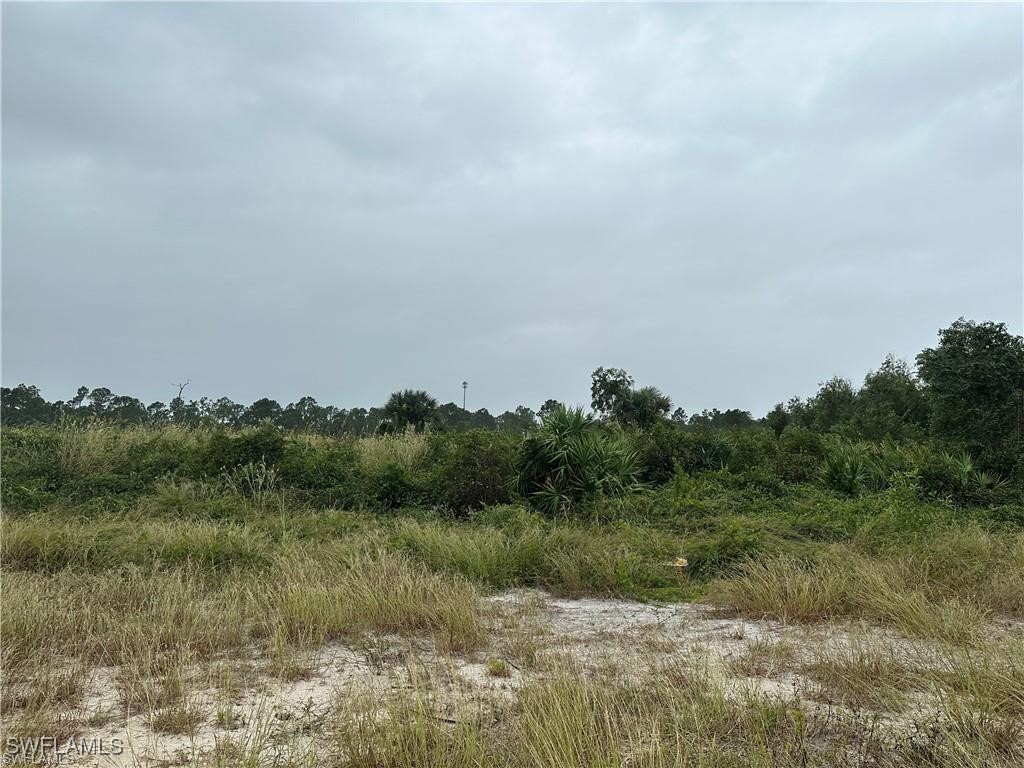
[711,544,1016,642]
[332,685,500,768]
[268,548,485,651]
[928,640,1024,719]
[354,429,429,473]
[804,639,918,710]
[150,702,205,735]
[728,638,797,679]
[484,657,511,678]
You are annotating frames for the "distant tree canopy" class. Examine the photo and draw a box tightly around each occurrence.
[538,399,564,421]
[916,319,1024,472]
[3,317,1021,473]
[687,408,756,430]
[590,367,671,430]
[1,384,53,424]
[850,355,929,441]
[381,389,438,433]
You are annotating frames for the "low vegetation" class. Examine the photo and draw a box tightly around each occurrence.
[1,317,1022,764]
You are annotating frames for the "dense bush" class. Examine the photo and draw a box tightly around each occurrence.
[3,420,1022,608]
[517,407,641,516]
[430,430,516,515]
[727,430,778,472]
[679,429,736,473]
[916,319,1024,476]
[199,424,286,474]
[636,425,757,484]
[778,425,826,458]
[0,428,62,509]
[2,415,1020,524]
[278,440,364,507]
[819,441,871,495]
[916,450,1003,504]
[772,426,826,483]
[364,461,423,511]
[121,434,192,479]
[634,422,689,485]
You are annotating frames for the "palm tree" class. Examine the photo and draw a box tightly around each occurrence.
[616,386,672,430]
[382,389,438,433]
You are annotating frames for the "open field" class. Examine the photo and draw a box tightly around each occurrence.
[2,422,1023,767]
[4,0,1023,762]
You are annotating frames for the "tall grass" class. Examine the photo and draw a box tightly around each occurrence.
[1,547,485,704]
[51,417,201,476]
[804,638,918,709]
[1,514,273,572]
[354,429,429,472]
[710,539,1024,642]
[322,665,1024,767]
[333,682,500,768]
[390,517,689,599]
[267,548,485,650]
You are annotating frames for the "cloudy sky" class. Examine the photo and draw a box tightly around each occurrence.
[3,3,1021,415]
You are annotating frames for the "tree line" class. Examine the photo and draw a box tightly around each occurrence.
[3,318,1022,473]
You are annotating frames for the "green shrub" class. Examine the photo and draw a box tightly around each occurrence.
[819,441,871,495]
[198,424,285,474]
[119,434,192,480]
[634,422,689,485]
[431,430,516,515]
[917,449,1012,504]
[0,428,63,510]
[773,452,819,483]
[62,472,150,501]
[517,407,641,516]
[682,429,736,473]
[365,461,422,511]
[278,440,364,507]
[683,517,766,578]
[725,467,786,498]
[861,441,921,490]
[727,430,779,472]
[634,425,745,484]
[779,426,826,457]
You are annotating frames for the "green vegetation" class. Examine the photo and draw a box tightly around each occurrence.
[1,316,1022,765]
[5,318,1022,479]
[2,404,1021,615]
[516,406,641,515]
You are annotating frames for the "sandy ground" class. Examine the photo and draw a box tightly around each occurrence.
[13,591,1018,767]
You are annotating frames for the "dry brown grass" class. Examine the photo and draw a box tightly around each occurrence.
[803,638,919,710]
[267,548,485,651]
[150,701,205,736]
[2,547,483,671]
[728,638,797,678]
[711,549,998,643]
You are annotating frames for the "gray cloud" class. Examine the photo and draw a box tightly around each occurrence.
[3,3,1021,414]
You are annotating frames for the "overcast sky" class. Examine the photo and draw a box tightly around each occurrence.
[3,3,1022,416]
